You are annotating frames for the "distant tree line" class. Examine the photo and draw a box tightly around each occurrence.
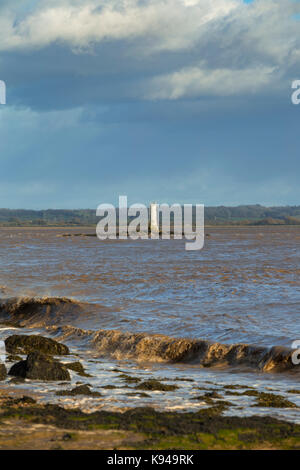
[204,205,300,225]
[0,209,97,226]
[0,205,300,226]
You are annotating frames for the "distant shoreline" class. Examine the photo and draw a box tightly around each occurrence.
[1,205,300,228]
[1,224,300,229]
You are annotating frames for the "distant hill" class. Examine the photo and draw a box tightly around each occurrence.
[0,205,300,226]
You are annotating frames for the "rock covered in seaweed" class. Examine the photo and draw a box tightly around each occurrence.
[8,352,71,381]
[136,379,178,391]
[5,335,69,356]
[56,384,101,397]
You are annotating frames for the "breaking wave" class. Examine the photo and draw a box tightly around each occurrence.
[48,325,300,375]
[90,329,300,373]
[1,296,299,374]
[0,296,86,327]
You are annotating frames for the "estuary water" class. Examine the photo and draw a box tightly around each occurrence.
[0,226,299,422]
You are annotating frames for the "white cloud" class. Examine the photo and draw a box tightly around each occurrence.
[146,63,277,99]
[0,0,242,52]
[0,0,299,101]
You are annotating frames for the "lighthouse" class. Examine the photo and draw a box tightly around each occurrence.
[150,202,159,233]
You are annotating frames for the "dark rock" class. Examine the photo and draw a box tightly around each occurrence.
[64,361,91,377]
[8,360,27,378]
[204,391,222,399]
[126,392,151,398]
[241,390,260,397]
[12,396,36,405]
[0,363,7,380]
[223,384,250,390]
[56,384,101,397]
[136,379,178,392]
[9,352,71,381]
[238,389,297,408]
[119,374,141,384]
[251,392,297,408]
[5,335,69,356]
[173,377,194,382]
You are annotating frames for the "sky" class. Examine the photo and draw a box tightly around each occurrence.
[0,0,299,209]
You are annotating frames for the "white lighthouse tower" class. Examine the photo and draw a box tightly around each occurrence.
[150,202,159,233]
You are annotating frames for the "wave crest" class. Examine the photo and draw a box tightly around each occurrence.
[1,296,298,374]
[90,329,297,373]
[0,296,85,327]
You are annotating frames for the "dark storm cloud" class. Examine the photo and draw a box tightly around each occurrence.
[0,0,299,208]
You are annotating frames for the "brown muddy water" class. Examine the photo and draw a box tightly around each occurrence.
[0,226,299,422]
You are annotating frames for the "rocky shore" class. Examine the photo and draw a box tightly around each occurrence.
[0,333,299,449]
[0,387,299,450]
